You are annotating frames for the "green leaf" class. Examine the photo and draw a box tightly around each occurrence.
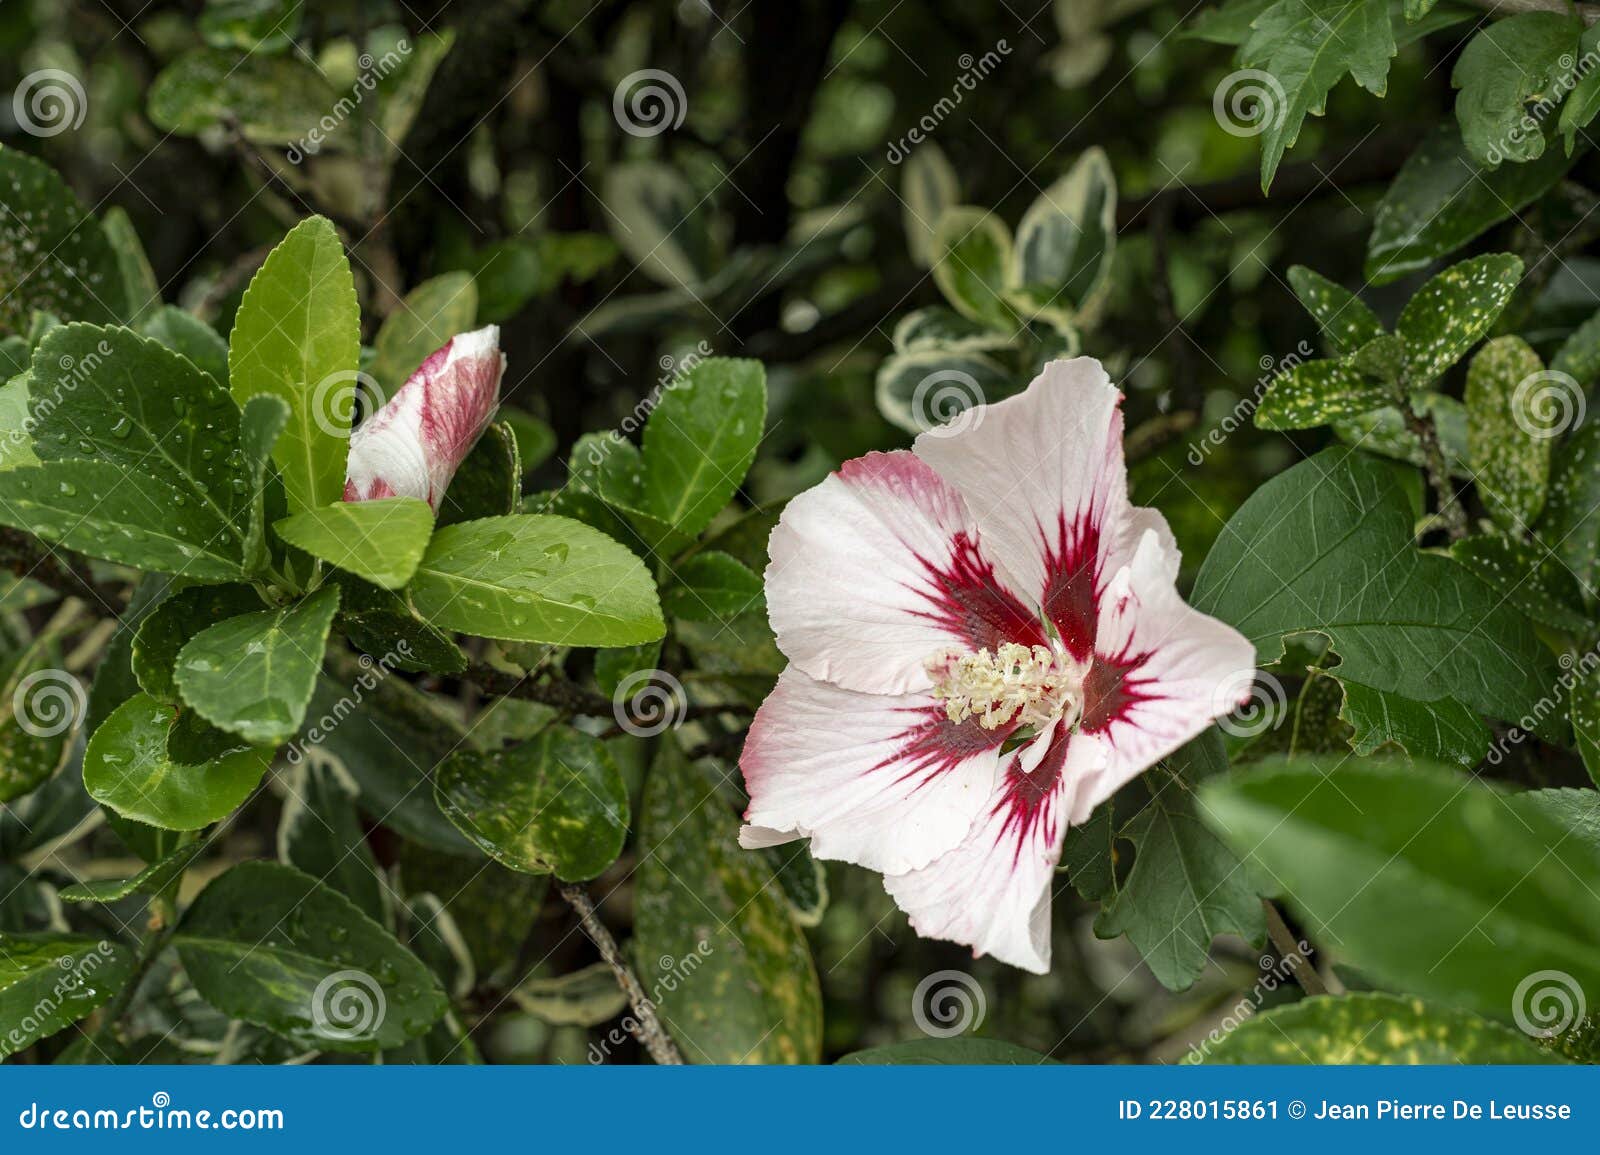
[1331,392,1469,476]
[278,753,385,923]
[1254,359,1393,430]
[839,1039,1054,1065]
[0,934,133,1058]
[891,306,1014,354]
[511,962,628,1026]
[1465,335,1551,530]
[0,646,78,804]
[1201,758,1600,1018]
[437,422,520,528]
[1337,681,1489,768]
[1366,124,1578,284]
[199,0,303,52]
[1451,534,1590,634]
[148,48,337,144]
[1569,667,1600,787]
[1011,147,1117,317]
[369,272,477,395]
[240,394,289,576]
[661,551,763,621]
[1536,418,1600,598]
[84,693,271,829]
[1552,307,1600,386]
[635,741,822,1063]
[1286,265,1385,358]
[334,576,466,674]
[1191,448,1559,727]
[457,241,540,324]
[174,860,446,1052]
[1522,788,1600,853]
[59,841,204,904]
[1559,23,1600,150]
[275,498,433,590]
[501,410,556,471]
[875,348,1016,435]
[1095,730,1267,990]
[639,358,766,536]
[1196,993,1565,1064]
[101,207,160,325]
[601,162,711,288]
[1396,253,1522,384]
[133,584,265,703]
[139,305,229,385]
[0,149,125,332]
[1452,12,1580,167]
[174,584,340,746]
[931,208,1016,329]
[409,514,663,647]
[229,216,361,513]
[1240,0,1396,190]
[901,142,960,269]
[436,726,628,881]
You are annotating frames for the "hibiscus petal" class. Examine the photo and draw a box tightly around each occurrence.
[912,358,1131,660]
[765,449,1044,695]
[883,721,1107,974]
[738,665,1009,875]
[344,325,506,511]
[1075,528,1256,819]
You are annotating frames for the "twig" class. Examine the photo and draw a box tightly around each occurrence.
[1402,400,1468,540]
[557,882,684,1065]
[1262,899,1328,997]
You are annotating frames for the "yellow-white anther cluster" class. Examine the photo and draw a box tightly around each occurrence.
[928,642,1084,733]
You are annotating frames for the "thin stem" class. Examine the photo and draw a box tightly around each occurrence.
[557,882,684,1065]
[1263,899,1328,997]
[86,894,177,1053]
[1402,399,1468,540]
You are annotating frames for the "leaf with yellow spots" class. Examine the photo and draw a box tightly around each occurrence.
[1396,252,1522,384]
[1465,335,1551,532]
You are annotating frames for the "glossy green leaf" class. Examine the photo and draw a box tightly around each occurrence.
[278,753,385,922]
[1338,682,1488,768]
[84,693,271,829]
[133,584,265,703]
[369,272,477,394]
[139,306,229,385]
[1286,265,1385,358]
[101,206,159,325]
[436,726,627,881]
[662,551,763,622]
[1451,535,1589,634]
[174,584,339,745]
[334,576,466,674]
[174,861,446,1052]
[635,741,822,1064]
[408,514,664,647]
[1452,12,1579,167]
[1464,335,1550,530]
[229,216,361,513]
[275,498,433,590]
[1560,23,1600,150]
[0,933,133,1058]
[0,149,124,332]
[240,394,289,577]
[931,207,1016,329]
[58,841,204,904]
[640,358,766,537]
[438,422,520,528]
[1196,993,1564,1064]
[1255,359,1393,430]
[1201,758,1600,1019]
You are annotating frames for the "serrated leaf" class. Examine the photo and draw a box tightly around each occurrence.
[635,741,821,1064]
[59,840,203,904]
[334,576,466,674]
[174,584,339,745]
[139,306,229,385]
[133,584,265,703]
[369,272,477,395]
[1337,681,1488,768]
[1095,730,1267,990]
[84,693,271,829]
[640,358,766,537]
[0,934,133,1058]
[1255,359,1393,430]
[275,497,433,590]
[229,216,361,513]
[1196,993,1564,1064]
[1452,12,1580,168]
[0,149,125,332]
[1286,265,1385,358]
[174,860,446,1052]
[436,726,627,881]
[1396,253,1522,384]
[1191,448,1559,727]
[438,422,520,528]
[931,208,1016,329]
[661,551,763,621]
[1465,335,1551,530]
[1200,758,1600,1019]
[901,143,960,269]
